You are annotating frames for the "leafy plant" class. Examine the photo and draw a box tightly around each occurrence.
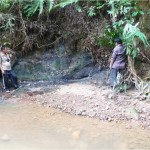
[95,36,114,48]
[88,6,96,17]
[0,0,11,10]
[123,23,149,58]
[87,1,105,17]
[24,0,55,16]
[0,13,15,32]
[55,0,79,8]
[105,0,148,58]
[23,0,80,17]
[103,0,150,94]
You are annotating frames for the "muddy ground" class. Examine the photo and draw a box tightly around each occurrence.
[1,77,150,130]
[0,102,150,150]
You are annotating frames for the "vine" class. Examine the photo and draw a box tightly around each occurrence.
[0,0,150,96]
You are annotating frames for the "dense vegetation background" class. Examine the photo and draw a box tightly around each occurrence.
[0,0,150,93]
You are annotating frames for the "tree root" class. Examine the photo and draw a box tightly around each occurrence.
[126,56,150,99]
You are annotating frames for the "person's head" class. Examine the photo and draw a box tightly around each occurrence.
[1,45,7,54]
[114,38,122,45]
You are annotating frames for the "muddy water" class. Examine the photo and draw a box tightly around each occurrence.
[0,102,150,150]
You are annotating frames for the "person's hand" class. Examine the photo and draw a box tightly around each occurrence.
[7,48,15,54]
[109,64,112,70]
[0,68,4,74]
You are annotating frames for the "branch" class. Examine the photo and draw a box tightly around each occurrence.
[36,36,63,49]
[12,39,25,50]
[140,51,150,64]
[18,5,31,49]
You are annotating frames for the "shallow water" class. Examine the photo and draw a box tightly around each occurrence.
[0,102,150,150]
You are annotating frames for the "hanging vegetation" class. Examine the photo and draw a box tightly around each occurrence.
[0,0,150,94]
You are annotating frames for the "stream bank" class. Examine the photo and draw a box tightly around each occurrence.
[1,76,150,130]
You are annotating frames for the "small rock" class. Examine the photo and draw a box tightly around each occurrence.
[118,107,122,112]
[42,101,47,106]
[125,124,132,129]
[82,112,86,116]
[50,113,55,116]
[1,134,10,141]
[27,91,34,96]
[105,106,110,110]
[142,108,147,113]
[139,96,147,101]
[71,131,81,139]
[107,117,112,122]
[108,94,114,99]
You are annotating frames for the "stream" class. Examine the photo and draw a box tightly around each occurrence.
[0,102,150,150]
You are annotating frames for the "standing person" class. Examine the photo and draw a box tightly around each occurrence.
[109,38,127,88]
[0,45,18,91]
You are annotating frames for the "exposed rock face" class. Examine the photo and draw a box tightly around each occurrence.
[13,46,105,81]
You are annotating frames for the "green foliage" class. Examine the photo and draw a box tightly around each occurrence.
[0,1,18,32]
[23,0,80,16]
[130,107,139,119]
[0,13,15,32]
[105,0,148,58]
[114,83,128,93]
[95,36,114,48]
[47,0,55,12]
[123,23,149,58]
[87,1,105,17]
[0,0,10,11]
[107,0,134,18]
[0,0,149,60]
[55,0,79,8]
[75,4,82,13]
[24,0,55,16]
[88,6,96,17]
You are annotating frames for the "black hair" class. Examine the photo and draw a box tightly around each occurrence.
[1,45,6,51]
[114,38,122,44]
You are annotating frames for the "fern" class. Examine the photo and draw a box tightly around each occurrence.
[47,0,54,12]
[123,23,149,58]
[0,13,15,32]
[106,0,148,58]
[39,0,44,14]
[24,0,55,16]
[24,0,42,16]
[0,0,10,9]
[55,0,79,8]
[23,0,79,16]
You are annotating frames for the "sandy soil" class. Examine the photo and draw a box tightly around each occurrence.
[1,79,150,129]
[0,102,150,150]
[0,80,150,149]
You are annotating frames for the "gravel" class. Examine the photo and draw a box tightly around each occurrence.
[2,79,150,129]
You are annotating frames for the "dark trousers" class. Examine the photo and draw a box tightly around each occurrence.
[110,68,124,87]
[2,70,18,90]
